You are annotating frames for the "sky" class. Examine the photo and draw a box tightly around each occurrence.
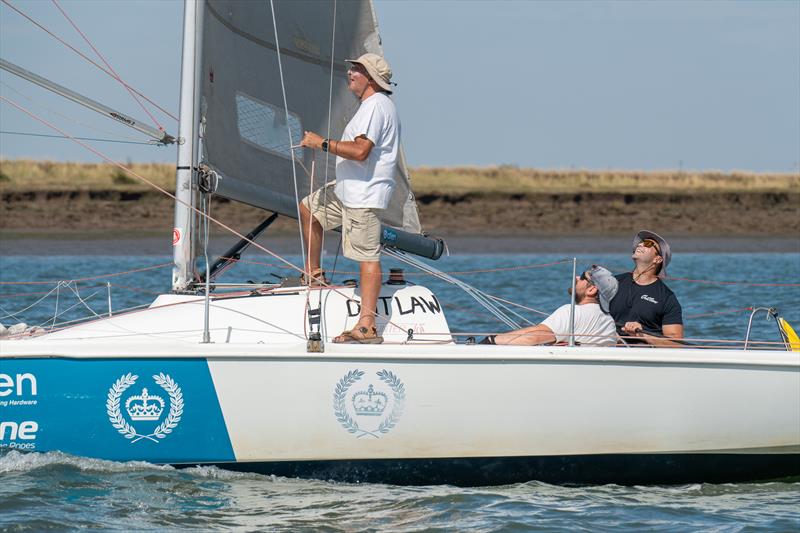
[0,0,798,172]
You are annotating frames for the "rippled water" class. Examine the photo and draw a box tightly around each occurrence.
[1,451,798,532]
[1,251,799,530]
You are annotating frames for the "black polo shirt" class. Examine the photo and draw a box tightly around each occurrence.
[609,272,683,336]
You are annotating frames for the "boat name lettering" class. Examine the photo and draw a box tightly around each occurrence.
[0,420,39,441]
[346,295,442,317]
[0,373,37,397]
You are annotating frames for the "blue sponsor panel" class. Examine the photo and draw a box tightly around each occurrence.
[0,358,235,463]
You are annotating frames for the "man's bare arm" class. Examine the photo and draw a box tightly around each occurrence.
[300,131,373,161]
[495,324,556,346]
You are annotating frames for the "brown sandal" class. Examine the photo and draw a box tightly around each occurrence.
[334,326,384,344]
[300,268,329,287]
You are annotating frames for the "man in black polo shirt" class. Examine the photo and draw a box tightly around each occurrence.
[609,230,684,346]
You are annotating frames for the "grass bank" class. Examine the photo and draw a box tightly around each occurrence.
[1,159,797,194]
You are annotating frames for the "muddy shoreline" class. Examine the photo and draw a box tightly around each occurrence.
[1,190,798,255]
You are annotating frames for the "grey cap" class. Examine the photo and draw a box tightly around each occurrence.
[633,230,671,278]
[586,265,619,314]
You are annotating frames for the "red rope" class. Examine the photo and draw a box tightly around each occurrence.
[684,306,753,319]
[50,0,166,133]
[0,262,172,285]
[1,0,177,122]
[666,276,800,287]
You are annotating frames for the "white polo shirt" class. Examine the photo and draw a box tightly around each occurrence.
[334,92,400,210]
[541,303,617,346]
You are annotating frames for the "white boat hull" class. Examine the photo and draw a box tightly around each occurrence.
[2,288,799,485]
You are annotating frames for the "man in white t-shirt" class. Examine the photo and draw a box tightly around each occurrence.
[482,265,619,347]
[298,53,400,344]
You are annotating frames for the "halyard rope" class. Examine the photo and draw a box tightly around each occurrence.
[0,0,177,122]
[50,0,166,133]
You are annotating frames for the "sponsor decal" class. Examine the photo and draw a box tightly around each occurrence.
[333,369,405,439]
[640,294,659,304]
[172,228,181,246]
[107,373,183,443]
[382,228,398,243]
[0,372,39,450]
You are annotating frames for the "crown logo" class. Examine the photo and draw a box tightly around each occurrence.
[125,388,165,421]
[352,384,388,416]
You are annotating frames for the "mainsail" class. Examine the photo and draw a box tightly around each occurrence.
[199,0,422,233]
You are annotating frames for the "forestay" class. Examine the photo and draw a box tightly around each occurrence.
[200,0,422,233]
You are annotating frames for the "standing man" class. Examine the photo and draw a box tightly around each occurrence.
[609,230,684,346]
[483,265,619,346]
[298,53,399,344]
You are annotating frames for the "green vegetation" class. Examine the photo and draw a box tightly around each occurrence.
[1,158,797,194]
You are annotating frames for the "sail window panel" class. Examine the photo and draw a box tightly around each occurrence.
[235,92,302,159]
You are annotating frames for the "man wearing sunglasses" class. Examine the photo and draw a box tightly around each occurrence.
[298,53,399,344]
[482,265,619,346]
[608,230,684,346]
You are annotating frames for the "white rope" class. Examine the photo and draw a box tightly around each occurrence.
[0,283,62,320]
[318,0,338,271]
[36,289,100,329]
[383,248,521,329]
[268,0,306,270]
[64,281,103,318]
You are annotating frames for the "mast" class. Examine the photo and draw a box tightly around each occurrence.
[172,0,204,291]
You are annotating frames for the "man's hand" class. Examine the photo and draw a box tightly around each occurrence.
[622,321,644,336]
[300,131,324,150]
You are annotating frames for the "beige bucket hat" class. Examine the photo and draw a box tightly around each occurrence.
[346,53,394,93]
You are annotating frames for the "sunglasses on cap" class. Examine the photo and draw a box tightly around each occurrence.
[579,265,599,286]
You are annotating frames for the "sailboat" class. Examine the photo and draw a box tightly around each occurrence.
[1,0,798,486]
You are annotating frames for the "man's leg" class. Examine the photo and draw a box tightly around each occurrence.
[299,202,323,274]
[357,260,382,329]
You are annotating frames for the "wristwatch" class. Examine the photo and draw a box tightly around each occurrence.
[321,139,329,152]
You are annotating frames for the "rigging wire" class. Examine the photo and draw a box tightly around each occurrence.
[0,130,157,145]
[49,0,166,134]
[0,0,177,122]
[318,0,338,285]
[383,248,522,329]
[268,0,306,273]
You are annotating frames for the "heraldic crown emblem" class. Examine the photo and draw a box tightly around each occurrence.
[125,388,165,421]
[352,384,388,417]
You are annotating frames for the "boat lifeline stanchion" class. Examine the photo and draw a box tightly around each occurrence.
[743,307,778,350]
[106,282,112,317]
[568,258,577,346]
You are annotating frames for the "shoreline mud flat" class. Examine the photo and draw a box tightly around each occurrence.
[2,190,798,233]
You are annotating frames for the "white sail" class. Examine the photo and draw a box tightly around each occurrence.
[199,0,422,233]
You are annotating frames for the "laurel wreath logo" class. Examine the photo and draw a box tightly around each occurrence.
[333,369,405,439]
[333,369,364,435]
[107,372,183,444]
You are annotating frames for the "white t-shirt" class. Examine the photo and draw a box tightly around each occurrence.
[334,92,400,209]
[540,303,617,346]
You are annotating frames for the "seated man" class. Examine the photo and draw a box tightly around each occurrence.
[609,230,684,346]
[482,265,619,347]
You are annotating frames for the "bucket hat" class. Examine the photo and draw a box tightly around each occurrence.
[632,230,671,278]
[585,265,619,314]
[346,53,394,93]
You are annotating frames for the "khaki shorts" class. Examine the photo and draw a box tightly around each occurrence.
[301,183,383,262]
